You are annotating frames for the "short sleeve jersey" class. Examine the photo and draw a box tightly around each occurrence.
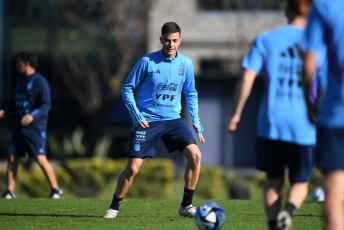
[242,25,317,145]
[304,0,344,128]
[122,50,202,133]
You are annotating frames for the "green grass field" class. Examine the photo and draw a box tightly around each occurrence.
[0,198,324,230]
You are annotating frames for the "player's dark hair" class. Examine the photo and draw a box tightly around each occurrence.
[16,51,37,68]
[161,22,181,36]
[287,0,312,16]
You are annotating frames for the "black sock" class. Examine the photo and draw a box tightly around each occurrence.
[268,220,277,230]
[181,187,195,207]
[110,194,123,211]
[285,202,297,217]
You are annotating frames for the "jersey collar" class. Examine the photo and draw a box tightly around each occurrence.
[159,49,179,62]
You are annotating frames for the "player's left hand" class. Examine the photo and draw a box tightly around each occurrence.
[21,114,34,126]
[194,123,205,143]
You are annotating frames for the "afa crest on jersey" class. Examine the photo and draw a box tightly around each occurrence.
[178,63,185,76]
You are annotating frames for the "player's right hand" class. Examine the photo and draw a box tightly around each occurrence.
[228,114,240,133]
[137,118,149,128]
[0,109,4,119]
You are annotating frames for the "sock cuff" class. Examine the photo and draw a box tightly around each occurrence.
[285,202,297,217]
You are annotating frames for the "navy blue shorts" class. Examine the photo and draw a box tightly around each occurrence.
[127,118,196,158]
[7,128,47,157]
[256,138,314,183]
[316,127,344,172]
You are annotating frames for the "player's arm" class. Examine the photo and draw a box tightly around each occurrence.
[193,123,205,143]
[228,69,257,133]
[0,105,12,119]
[302,51,317,124]
[229,35,263,133]
[122,58,147,128]
[183,61,204,143]
[22,78,52,127]
[302,3,325,124]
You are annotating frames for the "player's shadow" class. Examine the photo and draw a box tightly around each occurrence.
[0,213,101,218]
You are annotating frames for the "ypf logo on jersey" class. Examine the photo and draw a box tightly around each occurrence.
[178,63,185,76]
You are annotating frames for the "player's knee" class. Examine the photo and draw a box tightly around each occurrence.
[190,151,201,166]
[124,166,140,178]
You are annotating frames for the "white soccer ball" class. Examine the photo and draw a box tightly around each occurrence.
[311,187,325,201]
[195,202,226,230]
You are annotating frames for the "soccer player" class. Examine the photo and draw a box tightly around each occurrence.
[303,0,344,229]
[0,51,63,199]
[227,1,323,229]
[103,22,205,219]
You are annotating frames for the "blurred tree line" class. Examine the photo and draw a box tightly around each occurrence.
[0,0,285,159]
[1,0,151,158]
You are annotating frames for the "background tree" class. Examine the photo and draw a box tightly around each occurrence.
[50,0,152,157]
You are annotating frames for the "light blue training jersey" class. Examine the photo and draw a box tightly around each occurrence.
[122,49,203,133]
[242,25,318,145]
[304,0,344,128]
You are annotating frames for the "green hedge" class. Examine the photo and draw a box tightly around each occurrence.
[0,158,175,198]
[127,159,174,198]
[196,167,224,199]
[0,159,325,199]
[0,170,7,194]
[63,158,126,197]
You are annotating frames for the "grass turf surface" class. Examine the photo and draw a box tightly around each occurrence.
[0,198,324,230]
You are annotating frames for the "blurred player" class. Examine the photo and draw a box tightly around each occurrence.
[227,0,324,229]
[0,51,63,199]
[103,22,205,219]
[303,0,344,229]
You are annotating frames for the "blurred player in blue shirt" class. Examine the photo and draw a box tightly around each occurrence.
[303,0,344,229]
[0,51,63,199]
[227,0,324,229]
[104,22,205,219]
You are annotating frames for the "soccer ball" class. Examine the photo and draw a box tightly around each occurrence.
[195,202,226,230]
[311,187,325,201]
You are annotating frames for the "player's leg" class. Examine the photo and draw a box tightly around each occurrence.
[256,138,287,229]
[104,157,144,218]
[7,155,20,192]
[162,118,200,217]
[265,177,284,229]
[315,127,344,229]
[35,155,63,198]
[182,144,201,190]
[104,123,161,218]
[178,143,201,217]
[324,170,344,230]
[2,154,20,199]
[115,157,144,198]
[2,130,22,199]
[35,155,58,188]
[25,129,62,198]
[285,181,308,210]
[277,144,313,230]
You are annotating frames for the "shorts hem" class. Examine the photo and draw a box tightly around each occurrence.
[169,139,197,153]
